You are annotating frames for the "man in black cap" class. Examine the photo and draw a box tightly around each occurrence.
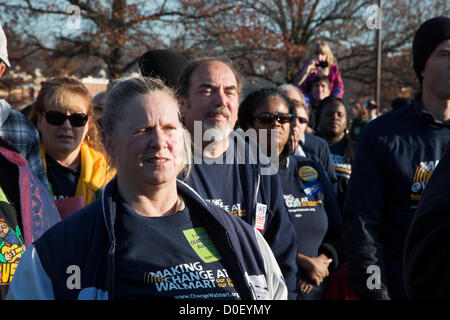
[343,16,450,300]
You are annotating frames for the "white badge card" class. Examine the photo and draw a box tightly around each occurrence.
[255,203,267,231]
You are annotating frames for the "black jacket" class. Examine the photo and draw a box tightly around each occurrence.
[403,142,450,299]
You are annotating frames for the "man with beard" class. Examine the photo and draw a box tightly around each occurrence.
[177,57,299,299]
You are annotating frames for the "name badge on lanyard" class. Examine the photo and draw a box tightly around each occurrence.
[255,203,267,231]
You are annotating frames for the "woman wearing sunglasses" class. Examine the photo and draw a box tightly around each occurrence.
[237,88,342,300]
[29,78,112,214]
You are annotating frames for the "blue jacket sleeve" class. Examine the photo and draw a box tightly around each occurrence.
[7,244,55,300]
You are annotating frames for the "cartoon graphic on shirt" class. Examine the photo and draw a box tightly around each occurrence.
[0,219,25,285]
[410,160,439,204]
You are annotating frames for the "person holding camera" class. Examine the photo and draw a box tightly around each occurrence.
[293,41,344,100]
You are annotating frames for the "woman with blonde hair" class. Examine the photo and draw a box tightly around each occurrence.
[294,41,344,99]
[29,77,112,214]
[8,76,287,300]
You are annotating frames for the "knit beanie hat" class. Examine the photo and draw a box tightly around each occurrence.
[412,16,450,85]
[138,49,189,88]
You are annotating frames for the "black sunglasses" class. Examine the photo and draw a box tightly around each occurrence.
[255,112,294,124]
[45,111,89,127]
[296,116,309,124]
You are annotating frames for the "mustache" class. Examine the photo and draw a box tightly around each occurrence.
[204,106,231,118]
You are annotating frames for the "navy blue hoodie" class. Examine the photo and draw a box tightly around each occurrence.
[7,179,287,300]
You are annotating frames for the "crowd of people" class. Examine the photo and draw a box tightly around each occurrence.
[0,15,448,300]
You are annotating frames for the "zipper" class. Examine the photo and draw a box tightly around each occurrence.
[101,184,116,300]
[223,230,255,300]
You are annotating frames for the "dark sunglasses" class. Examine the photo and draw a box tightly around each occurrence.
[45,111,89,127]
[255,112,294,124]
[296,116,309,124]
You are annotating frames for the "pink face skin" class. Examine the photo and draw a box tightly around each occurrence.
[110,91,185,191]
[292,105,309,142]
[37,97,90,166]
[252,97,291,156]
[180,61,239,139]
[422,40,450,102]
[311,80,331,102]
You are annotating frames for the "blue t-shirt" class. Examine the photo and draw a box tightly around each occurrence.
[114,196,240,300]
[279,156,341,256]
[279,155,341,300]
[327,137,353,209]
[183,134,299,299]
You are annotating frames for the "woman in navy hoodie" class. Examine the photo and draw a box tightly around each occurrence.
[7,76,287,300]
[238,88,342,300]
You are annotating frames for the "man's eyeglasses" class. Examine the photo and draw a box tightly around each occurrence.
[45,111,89,127]
[255,112,294,124]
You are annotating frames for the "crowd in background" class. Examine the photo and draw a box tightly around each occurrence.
[0,15,449,301]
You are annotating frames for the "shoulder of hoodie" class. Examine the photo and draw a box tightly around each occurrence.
[33,198,104,260]
[361,103,416,138]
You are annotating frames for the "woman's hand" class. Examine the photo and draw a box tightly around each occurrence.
[298,253,333,287]
[300,279,314,294]
[294,59,318,86]
[305,59,318,76]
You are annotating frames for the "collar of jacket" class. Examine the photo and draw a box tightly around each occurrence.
[100,178,257,300]
[412,93,450,128]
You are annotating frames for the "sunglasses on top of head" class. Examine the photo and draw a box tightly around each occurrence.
[255,112,295,124]
[45,111,89,127]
